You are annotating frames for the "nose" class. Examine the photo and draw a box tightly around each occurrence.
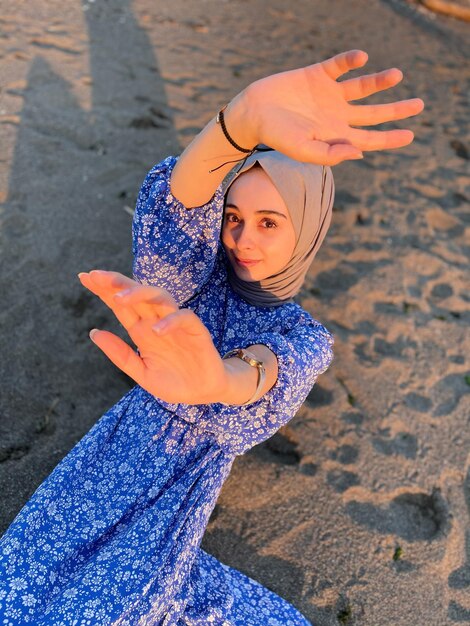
[234,224,256,250]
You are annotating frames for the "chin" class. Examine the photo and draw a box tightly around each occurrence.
[234,268,257,281]
[232,263,261,281]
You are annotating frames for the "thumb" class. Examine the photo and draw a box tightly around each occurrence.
[300,139,363,165]
[89,329,146,383]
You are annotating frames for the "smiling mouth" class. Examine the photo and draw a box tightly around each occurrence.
[234,255,260,266]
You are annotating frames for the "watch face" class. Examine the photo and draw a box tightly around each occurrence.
[241,349,264,367]
[222,349,264,370]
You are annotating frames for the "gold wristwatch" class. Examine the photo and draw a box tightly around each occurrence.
[221,348,266,406]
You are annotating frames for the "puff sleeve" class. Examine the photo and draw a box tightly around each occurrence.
[249,318,334,412]
[203,315,335,455]
[132,155,226,305]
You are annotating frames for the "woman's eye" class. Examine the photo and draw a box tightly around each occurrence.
[224,214,277,229]
[263,219,277,229]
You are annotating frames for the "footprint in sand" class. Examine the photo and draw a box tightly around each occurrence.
[315,258,393,302]
[372,431,418,460]
[372,334,418,361]
[263,429,302,467]
[250,426,320,478]
[447,464,470,622]
[327,469,361,494]
[305,382,334,409]
[345,489,450,541]
[403,392,433,413]
[328,444,359,465]
[431,372,470,417]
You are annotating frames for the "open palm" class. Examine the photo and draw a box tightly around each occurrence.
[79,271,228,404]
[245,49,424,164]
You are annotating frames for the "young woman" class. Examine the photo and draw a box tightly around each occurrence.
[0,50,424,625]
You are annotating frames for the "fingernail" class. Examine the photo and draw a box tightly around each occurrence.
[78,272,86,279]
[89,329,99,340]
[153,320,168,334]
[114,289,131,299]
[351,152,364,159]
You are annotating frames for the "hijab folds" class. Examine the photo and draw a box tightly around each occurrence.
[221,147,335,307]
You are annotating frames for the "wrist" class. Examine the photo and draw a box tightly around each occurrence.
[223,86,260,152]
[217,357,258,406]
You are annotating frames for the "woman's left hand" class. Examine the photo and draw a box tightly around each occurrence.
[78,270,230,404]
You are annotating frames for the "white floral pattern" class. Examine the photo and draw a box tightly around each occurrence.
[0,156,334,625]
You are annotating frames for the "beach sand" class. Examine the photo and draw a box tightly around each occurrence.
[0,1,469,624]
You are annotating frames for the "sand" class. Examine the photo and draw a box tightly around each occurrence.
[0,0,469,624]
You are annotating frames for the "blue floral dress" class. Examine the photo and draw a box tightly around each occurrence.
[0,156,334,626]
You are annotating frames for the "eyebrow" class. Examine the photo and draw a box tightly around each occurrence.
[224,203,288,219]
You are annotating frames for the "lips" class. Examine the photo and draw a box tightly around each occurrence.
[234,254,260,266]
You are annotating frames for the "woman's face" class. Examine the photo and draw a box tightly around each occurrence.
[221,166,296,282]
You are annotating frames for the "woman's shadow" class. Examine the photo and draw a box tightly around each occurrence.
[0,0,181,532]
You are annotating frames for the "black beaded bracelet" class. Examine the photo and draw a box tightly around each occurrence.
[216,105,255,153]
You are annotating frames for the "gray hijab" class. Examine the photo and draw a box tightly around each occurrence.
[221,148,335,307]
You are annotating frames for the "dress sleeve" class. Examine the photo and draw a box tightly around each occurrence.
[207,316,335,452]
[147,314,334,456]
[132,155,226,305]
[245,316,334,424]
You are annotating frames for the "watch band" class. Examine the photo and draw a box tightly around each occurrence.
[221,348,266,406]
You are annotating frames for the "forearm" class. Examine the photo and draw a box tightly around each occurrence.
[169,87,260,209]
[169,53,424,208]
[217,344,279,406]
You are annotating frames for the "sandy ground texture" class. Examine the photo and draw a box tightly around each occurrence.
[0,1,469,624]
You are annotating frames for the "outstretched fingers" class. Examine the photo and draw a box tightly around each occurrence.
[348,126,416,151]
[340,68,404,102]
[320,49,369,81]
[89,329,146,384]
[113,285,179,321]
[78,271,136,306]
[88,270,136,290]
[79,270,179,326]
[296,139,363,166]
[151,308,200,336]
[78,271,140,328]
[348,98,425,127]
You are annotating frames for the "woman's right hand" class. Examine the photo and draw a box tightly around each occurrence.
[238,49,424,165]
[170,49,424,208]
